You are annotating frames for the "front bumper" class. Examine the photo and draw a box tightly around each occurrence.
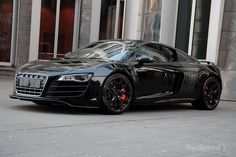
[10,74,105,108]
[10,93,100,108]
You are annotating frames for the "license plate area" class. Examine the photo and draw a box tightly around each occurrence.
[19,78,41,88]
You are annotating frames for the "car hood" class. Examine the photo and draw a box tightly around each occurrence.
[19,58,113,75]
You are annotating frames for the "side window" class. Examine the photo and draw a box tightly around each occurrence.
[125,48,162,62]
[176,50,195,62]
[164,47,178,62]
[140,44,171,62]
[147,44,179,63]
[135,50,162,62]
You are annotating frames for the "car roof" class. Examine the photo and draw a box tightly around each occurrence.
[97,39,198,62]
[80,39,199,63]
[97,39,176,49]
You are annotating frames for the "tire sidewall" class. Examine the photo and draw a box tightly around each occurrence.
[101,73,133,114]
[201,77,222,110]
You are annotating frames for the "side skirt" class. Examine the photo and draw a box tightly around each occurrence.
[154,98,195,104]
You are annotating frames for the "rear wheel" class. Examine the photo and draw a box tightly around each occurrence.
[102,74,133,114]
[192,77,222,110]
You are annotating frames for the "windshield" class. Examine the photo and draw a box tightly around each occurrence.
[66,41,128,61]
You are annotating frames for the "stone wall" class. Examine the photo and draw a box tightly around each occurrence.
[16,0,32,68]
[79,0,92,47]
[218,0,236,100]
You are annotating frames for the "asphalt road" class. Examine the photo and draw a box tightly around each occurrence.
[0,77,236,157]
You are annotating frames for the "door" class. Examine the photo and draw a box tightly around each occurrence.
[166,47,199,98]
[38,0,77,59]
[134,43,176,100]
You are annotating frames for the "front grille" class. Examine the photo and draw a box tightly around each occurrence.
[47,81,89,97]
[15,73,48,96]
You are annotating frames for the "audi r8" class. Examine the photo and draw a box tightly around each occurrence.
[10,40,222,114]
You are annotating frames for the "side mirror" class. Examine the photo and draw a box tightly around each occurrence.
[135,56,154,68]
[136,56,154,64]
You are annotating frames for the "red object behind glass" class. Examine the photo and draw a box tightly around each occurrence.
[0,1,13,62]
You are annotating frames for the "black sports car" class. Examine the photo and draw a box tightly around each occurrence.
[10,40,222,114]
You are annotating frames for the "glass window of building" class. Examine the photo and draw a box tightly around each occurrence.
[191,0,211,59]
[38,0,57,59]
[99,0,126,40]
[140,0,162,42]
[57,0,75,58]
[38,0,75,59]
[175,0,193,53]
[0,0,13,63]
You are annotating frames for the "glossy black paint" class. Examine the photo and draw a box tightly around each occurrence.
[10,40,222,108]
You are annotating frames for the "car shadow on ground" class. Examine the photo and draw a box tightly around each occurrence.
[129,103,193,113]
[11,102,193,115]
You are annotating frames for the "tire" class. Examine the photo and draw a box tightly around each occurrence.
[101,74,133,114]
[192,76,222,110]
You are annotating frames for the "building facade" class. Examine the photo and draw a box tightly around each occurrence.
[0,0,235,100]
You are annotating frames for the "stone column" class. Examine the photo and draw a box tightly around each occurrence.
[16,0,32,68]
[218,0,236,100]
[79,0,92,48]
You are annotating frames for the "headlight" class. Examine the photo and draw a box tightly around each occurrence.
[58,74,93,82]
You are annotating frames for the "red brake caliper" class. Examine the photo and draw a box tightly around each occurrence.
[120,84,126,101]
[121,94,126,101]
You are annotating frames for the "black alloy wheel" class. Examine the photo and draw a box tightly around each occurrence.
[102,74,133,114]
[192,77,222,110]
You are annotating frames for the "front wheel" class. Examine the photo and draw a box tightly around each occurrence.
[102,74,133,114]
[192,76,222,110]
